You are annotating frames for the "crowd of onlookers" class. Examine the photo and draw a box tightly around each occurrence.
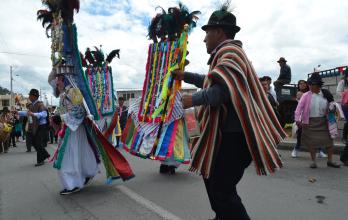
[0,105,60,154]
[260,63,348,168]
[0,96,127,154]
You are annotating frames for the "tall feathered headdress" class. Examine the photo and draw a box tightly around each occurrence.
[83,47,120,67]
[37,0,80,37]
[147,2,201,42]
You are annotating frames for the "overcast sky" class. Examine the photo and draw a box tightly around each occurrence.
[0,0,348,105]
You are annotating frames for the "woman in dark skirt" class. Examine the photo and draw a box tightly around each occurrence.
[295,73,340,168]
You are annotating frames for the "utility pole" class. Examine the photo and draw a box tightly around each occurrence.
[10,65,13,107]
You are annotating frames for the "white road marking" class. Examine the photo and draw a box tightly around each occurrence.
[117,185,183,220]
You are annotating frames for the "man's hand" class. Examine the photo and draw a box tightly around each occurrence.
[27,111,34,117]
[182,94,193,109]
[171,69,185,81]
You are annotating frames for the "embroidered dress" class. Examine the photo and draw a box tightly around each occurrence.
[55,87,99,190]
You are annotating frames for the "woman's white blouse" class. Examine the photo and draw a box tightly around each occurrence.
[309,91,328,117]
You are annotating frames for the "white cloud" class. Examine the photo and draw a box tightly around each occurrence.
[0,0,348,106]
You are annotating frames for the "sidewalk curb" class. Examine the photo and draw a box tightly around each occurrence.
[278,138,345,154]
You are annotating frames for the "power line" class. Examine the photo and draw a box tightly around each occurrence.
[0,51,49,58]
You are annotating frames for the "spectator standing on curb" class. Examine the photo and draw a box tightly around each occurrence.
[263,76,277,102]
[292,79,327,158]
[336,68,348,166]
[295,73,340,168]
[0,107,11,154]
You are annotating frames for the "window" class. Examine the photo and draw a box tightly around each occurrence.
[123,94,127,100]
[131,93,134,98]
[2,99,9,107]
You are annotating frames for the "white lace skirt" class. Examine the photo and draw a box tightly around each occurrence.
[58,125,99,190]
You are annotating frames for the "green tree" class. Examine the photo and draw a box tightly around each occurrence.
[0,86,11,95]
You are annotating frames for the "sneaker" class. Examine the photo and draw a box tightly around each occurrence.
[318,150,327,158]
[291,149,298,158]
[60,187,80,195]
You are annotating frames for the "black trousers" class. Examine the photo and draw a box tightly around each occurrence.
[204,132,252,220]
[29,125,50,163]
[48,127,57,143]
[10,131,16,147]
[26,132,33,151]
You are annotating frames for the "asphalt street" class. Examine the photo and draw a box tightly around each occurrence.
[1,141,348,220]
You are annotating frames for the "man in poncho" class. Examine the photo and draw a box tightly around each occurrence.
[172,5,285,220]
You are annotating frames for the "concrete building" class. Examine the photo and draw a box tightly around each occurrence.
[0,94,11,110]
[0,93,29,110]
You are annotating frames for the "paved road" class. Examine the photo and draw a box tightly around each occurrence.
[1,142,348,220]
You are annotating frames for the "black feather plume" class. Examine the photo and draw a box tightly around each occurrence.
[106,49,120,63]
[147,3,200,42]
[84,48,95,65]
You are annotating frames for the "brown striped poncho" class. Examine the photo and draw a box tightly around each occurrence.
[190,40,286,178]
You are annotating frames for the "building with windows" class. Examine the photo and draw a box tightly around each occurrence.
[0,94,11,110]
[0,93,29,110]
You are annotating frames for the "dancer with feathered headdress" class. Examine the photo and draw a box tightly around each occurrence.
[121,3,200,174]
[38,0,134,195]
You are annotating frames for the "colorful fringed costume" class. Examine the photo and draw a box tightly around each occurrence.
[179,4,285,219]
[190,40,286,178]
[81,47,122,144]
[38,0,134,192]
[121,4,200,167]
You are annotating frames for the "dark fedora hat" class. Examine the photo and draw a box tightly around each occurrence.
[277,57,287,63]
[202,9,240,33]
[308,73,324,86]
[28,88,40,97]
